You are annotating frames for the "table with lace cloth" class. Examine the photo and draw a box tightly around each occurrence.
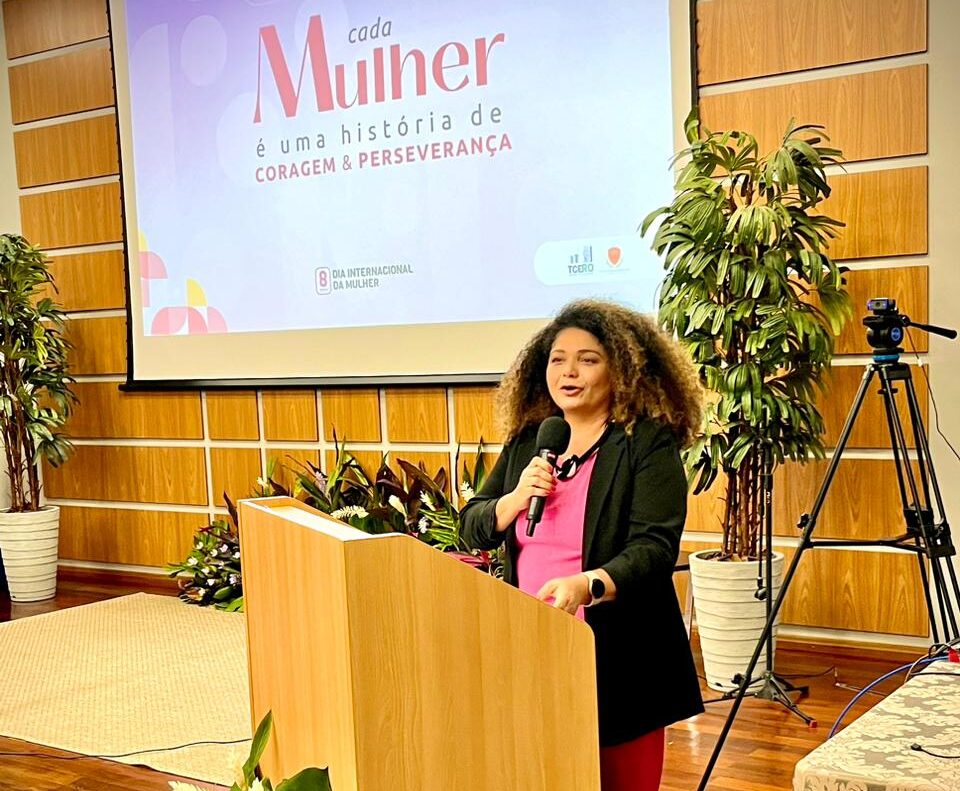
[792,661,960,791]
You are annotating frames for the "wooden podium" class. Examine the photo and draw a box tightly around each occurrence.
[239,497,600,791]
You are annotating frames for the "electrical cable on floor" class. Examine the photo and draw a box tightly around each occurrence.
[0,736,249,761]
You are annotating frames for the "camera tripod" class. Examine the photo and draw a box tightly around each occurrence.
[697,302,959,790]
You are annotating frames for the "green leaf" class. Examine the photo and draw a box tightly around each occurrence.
[276,767,333,790]
[243,711,274,786]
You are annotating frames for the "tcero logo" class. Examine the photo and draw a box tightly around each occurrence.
[255,15,506,121]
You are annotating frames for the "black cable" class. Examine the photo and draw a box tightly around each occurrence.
[0,737,249,761]
[906,328,960,464]
[781,665,836,680]
[911,743,960,759]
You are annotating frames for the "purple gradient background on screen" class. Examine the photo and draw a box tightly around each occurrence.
[122,0,674,334]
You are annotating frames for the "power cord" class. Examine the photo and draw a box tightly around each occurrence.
[829,656,940,738]
[910,743,960,759]
[906,328,960,465]
[0,736,249,761]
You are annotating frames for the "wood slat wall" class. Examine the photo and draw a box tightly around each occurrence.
[1,0,933,641]
[20,181,123,249]
[8,45,113,123]
[14,113,118,187]
[700,66,927,164]
[40,250,126,312]
[696,0,927,85]
[3,0,108,59]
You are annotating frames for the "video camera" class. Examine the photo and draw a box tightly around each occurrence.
[862,296,957,353]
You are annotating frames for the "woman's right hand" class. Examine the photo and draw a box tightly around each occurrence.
[495,456,556,531]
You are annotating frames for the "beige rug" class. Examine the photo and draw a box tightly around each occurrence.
[0,593,251,786]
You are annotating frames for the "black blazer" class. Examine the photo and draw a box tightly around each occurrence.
[460,419,704,745]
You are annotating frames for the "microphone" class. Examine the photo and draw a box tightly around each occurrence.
[525,416,571,536]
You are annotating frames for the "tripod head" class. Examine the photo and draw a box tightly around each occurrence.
[863,297,957,360]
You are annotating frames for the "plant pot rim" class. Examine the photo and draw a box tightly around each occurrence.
[1,504,60,516]
[689,548,785,563]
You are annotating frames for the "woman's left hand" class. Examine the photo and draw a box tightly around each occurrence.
[536,574,591,614]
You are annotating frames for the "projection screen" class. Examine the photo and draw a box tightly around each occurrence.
[110,0,694,385]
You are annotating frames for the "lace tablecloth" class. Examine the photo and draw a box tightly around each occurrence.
[793,661,960,791]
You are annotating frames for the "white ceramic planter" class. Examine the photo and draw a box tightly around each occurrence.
[689,549,784,692]
[0,505,60,602]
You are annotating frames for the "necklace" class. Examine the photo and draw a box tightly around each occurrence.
[555,423,613,480]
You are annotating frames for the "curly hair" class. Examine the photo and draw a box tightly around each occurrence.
[496,299,703,447]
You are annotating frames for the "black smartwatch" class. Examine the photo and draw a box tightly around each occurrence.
[585,572,606,606]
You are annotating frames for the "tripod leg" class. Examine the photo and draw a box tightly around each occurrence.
[877,366,944,643]
[695,365,878,791]
[903,373,960,641]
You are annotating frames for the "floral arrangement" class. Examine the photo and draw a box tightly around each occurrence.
[166,472,280,611]
[168,440,499,611]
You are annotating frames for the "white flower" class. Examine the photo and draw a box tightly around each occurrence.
[420,491,434,509]
[459,482,475,502]
[330,505,369,520]
[228,574,239,585]
[388,495,405,514]
[220,543,230,553]
[418,517,429,534]
[202,567,212,575]
[233,551,240,559]
[195,542,203,550]
[207,579,216,587]
[186,557,198,566]
[256,476,268,488]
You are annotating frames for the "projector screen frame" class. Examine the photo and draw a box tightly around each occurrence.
[108,0,700,391]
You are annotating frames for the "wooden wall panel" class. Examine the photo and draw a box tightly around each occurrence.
[697,0,927,85]
[321,389,380,442]
[325,449,383,479]
[43,445,206,505]
[8,45,114,123]
[820,364,929,448]
[773,458,920,539]
[40,250,126,312]
[267,449,320,495]
[64,315,126,375]
[210,448,261,507]
[781,547,928,636]
[58,505,201,567]
[262,390,318,442]
[206,391,259,440]
[3,0,109,59]
[21,181,123,249]
[14,114,118,187]
[67,382,202,439]
[452,387,503,444]
[686,484,726,536]
[700,66,927,164]
[386,388,448,443]
[836,266,929,354]
[824,167,928,261]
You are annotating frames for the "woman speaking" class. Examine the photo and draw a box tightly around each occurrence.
[461,299,704,791]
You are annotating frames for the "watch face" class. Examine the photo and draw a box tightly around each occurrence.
[590,577,605,599]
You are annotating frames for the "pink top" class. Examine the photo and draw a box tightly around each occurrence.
[515,453,598,621]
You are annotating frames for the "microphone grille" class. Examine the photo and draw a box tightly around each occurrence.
[536,416,571,453]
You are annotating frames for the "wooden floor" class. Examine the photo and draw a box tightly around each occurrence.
[0,569,921,791]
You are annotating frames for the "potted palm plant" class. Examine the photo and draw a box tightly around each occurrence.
[0,234,75,602]
[642,112,849,689]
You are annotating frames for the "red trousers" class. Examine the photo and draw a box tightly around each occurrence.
[599,728,665,791]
